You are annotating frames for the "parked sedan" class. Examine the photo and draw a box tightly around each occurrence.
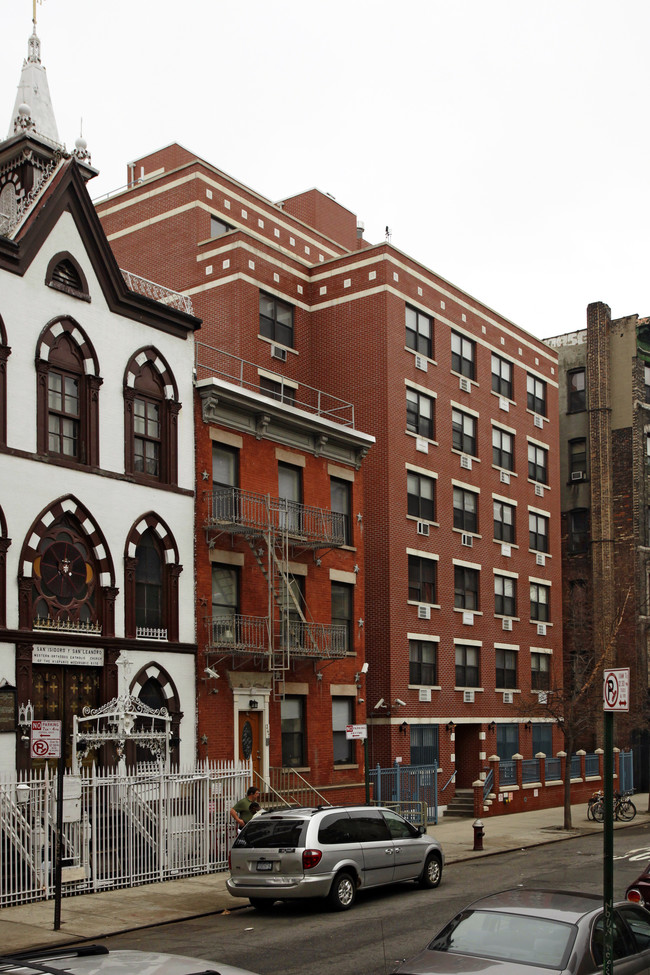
[394,888,650,975]
[0,945,260,975]
[627,864,650,909]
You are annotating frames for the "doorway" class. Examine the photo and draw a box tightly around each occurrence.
[238,710,262,778]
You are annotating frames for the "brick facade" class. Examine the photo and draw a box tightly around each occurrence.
[97,145,564,804]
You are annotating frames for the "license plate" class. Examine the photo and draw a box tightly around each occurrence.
[256,861,273,871]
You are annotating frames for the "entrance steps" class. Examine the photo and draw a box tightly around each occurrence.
[443,788,475,817]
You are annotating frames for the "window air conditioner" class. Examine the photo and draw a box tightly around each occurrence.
[462,612,474,626]
[419,688,432,702]
[502,617,513,631]
[417,604,431,620]
[500,470,510,485]
[460,454,472,470]
[417,521,430,536]
[415,355,428,372]
[536,552,546,566]
[537,623,547,636]
[416,437,429,454]
[463,689,475,703]
[459,376,471,393]
[499,397,510,412]
[571,471,585,481]
[535,484,544,497]
[271,345,287,362]
[461,533,473,547]
[501,543,512,557]
[503,691,514,704]
[534,414,544,429]
[537,691,548,704]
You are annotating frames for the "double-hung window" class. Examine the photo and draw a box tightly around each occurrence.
[454,565,479,610]
[260,292,294,347]
[568,369,586,412]
[332,698,354,764]
[453,487,478,533]
[528,442,548,484]
[407,472,436,521]
[531,652,550,691]
[529,512,549,553]
[530,582,550,622]
[451,331,475,379]
[455,644,479,687]
[260,375,296,405]
[491,354,513,399]
[406,389,434,439]
[569,509,589,554]
[281,696,306,767]
[527,374,547,416]
[408,555,437,604]
[569,438,587,479]
[493,499,516,543]
[496,648,517,689]
[405,305,433,358]
[331,582,353,653]
[452,408,476,456]
[331,477,352,545]
[494,575,516,616]
[409,639,437,685]
[492,426,514,471]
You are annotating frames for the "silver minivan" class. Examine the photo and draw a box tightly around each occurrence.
[226,805,444,911]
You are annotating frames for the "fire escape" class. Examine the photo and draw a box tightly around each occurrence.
[204,487,348,698]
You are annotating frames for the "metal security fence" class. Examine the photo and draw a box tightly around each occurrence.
[370,763,439,824]
[0,760,252,908]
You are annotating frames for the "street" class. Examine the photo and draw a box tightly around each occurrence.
[92,822,650,975]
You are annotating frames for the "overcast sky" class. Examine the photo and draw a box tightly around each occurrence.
[3,1,649,340]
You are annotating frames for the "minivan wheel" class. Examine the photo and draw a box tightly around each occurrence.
[419,853,442,889]
[249,897,275,911]
[328,870,357,911]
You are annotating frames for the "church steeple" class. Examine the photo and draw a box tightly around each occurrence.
[7,20,61,145]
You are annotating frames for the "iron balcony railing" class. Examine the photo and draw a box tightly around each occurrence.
[205,487,347,548]
[195,343,355,427]
[205,615,347,659]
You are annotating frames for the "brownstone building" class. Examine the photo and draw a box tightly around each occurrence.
[96,144,563,806]
[545,304,650,786]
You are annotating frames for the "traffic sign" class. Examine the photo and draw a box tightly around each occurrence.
[31,719,62,758]
[345,723,367,740]
[603,668,630,712]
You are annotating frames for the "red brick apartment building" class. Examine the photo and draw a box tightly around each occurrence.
[96,144,563,805]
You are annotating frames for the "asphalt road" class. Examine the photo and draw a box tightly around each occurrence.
[96,822,650,975]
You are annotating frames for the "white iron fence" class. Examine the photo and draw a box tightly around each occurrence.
[0,760,252,908]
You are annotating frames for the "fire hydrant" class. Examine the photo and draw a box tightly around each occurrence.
[473,818,485,851]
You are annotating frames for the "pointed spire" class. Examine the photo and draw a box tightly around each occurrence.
[7,23,60,145]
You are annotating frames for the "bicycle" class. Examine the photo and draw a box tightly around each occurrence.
[589,790,636,823]
[587,790,603,821]
[615,790,637,821]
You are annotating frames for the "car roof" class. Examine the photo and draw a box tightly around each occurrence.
[257,804,393,817]
[0,949,258,975]
[465,888,605,923]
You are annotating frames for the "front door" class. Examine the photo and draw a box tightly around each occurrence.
[32,665,101,766]
[238,710,262,778]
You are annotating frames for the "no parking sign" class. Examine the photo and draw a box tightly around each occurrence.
[30,719,62,759]
[603,668,630,712]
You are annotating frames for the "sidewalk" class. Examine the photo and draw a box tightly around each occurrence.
[2,796,648,955]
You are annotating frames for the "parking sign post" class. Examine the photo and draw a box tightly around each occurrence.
[603,668,630,975]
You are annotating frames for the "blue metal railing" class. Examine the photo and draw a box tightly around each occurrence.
[570,754,581,779]
[483,768,494,800]
[370,762,439,824]
[585,753,599,776]
[546,757,562,780]
[500,760,517,786]
[522,759,540,784]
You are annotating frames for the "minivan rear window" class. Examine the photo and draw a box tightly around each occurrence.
[233,818,307,849]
